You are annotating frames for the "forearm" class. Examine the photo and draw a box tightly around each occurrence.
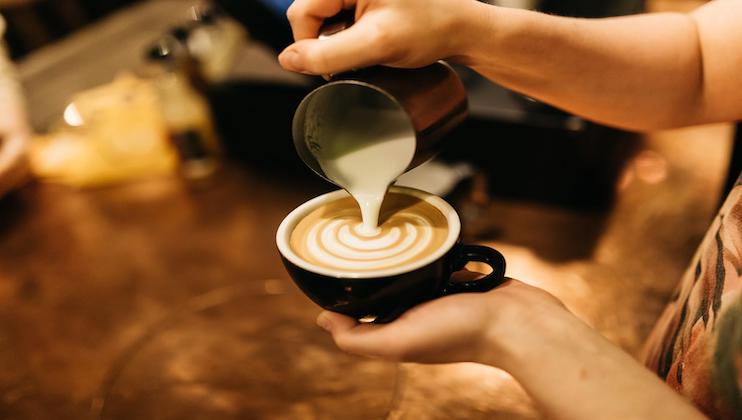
[457,4,705,131]
[0,16,29,136]
[482,310,706,419]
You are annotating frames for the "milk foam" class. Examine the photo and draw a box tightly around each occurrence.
[307,217,432,270]
[289,193,449,273]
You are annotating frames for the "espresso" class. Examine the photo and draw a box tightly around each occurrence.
[290,192,449,273]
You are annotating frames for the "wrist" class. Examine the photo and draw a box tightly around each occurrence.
[451,1,499,67]
[476,299,583,373]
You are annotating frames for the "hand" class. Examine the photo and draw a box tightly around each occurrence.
[278,0,488,75]
[315,274,569,367]
[316,276,709,420]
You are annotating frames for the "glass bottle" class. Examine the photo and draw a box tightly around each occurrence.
[144,37,221,183]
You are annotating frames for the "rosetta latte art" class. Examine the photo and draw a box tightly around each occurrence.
[290,193,449,273]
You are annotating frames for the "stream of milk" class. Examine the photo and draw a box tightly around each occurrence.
[309,100,415,236]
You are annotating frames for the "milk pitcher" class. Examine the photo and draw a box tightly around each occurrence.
[291,9,468,184]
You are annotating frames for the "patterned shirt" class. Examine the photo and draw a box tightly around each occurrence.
[643,173,742,419]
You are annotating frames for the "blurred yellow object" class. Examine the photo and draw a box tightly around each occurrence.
[29,73,178,187]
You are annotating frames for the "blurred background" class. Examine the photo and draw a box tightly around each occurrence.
[2,0,141,59]
[0,0,738,419]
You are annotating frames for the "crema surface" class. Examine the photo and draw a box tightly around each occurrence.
[290,193,449,273]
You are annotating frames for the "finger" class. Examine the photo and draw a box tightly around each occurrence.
[451,269,486,282]
[279,22,389,75]
[316,310,357,332]
[327,313,430,360]
[334,325,404,359]
[316,311,401,358]
[286,0,357,41]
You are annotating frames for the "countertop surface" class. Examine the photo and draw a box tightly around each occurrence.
[1,1,732,419]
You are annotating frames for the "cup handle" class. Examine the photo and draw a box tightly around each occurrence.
[441,245,507,295]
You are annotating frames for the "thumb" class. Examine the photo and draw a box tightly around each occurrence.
[278,23,388,75]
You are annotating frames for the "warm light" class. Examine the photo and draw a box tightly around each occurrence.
[263,279,287,295]
[634,150,668,184]
[63,103,84,126]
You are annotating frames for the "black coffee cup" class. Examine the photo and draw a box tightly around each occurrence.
[276,187,506,323]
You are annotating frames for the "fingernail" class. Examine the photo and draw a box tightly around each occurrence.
[280,50,302,72]
[316,312,332,332]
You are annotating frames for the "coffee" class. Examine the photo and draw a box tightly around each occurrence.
[290,192,449,273]
[278,186,505,322]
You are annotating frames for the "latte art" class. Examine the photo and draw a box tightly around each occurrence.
[290,193,449,273]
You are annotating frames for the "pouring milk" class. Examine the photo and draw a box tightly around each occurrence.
[305,87,416,236]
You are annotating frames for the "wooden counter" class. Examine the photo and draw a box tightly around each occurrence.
[1,0,733,418]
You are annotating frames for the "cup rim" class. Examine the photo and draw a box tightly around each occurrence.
[276,186,461,279]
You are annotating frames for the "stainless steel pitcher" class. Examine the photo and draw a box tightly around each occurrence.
[291,9,468,184]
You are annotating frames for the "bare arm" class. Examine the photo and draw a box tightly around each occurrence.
[487,298,706,419]
[459,1,742,131]
[279,0,742,131]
